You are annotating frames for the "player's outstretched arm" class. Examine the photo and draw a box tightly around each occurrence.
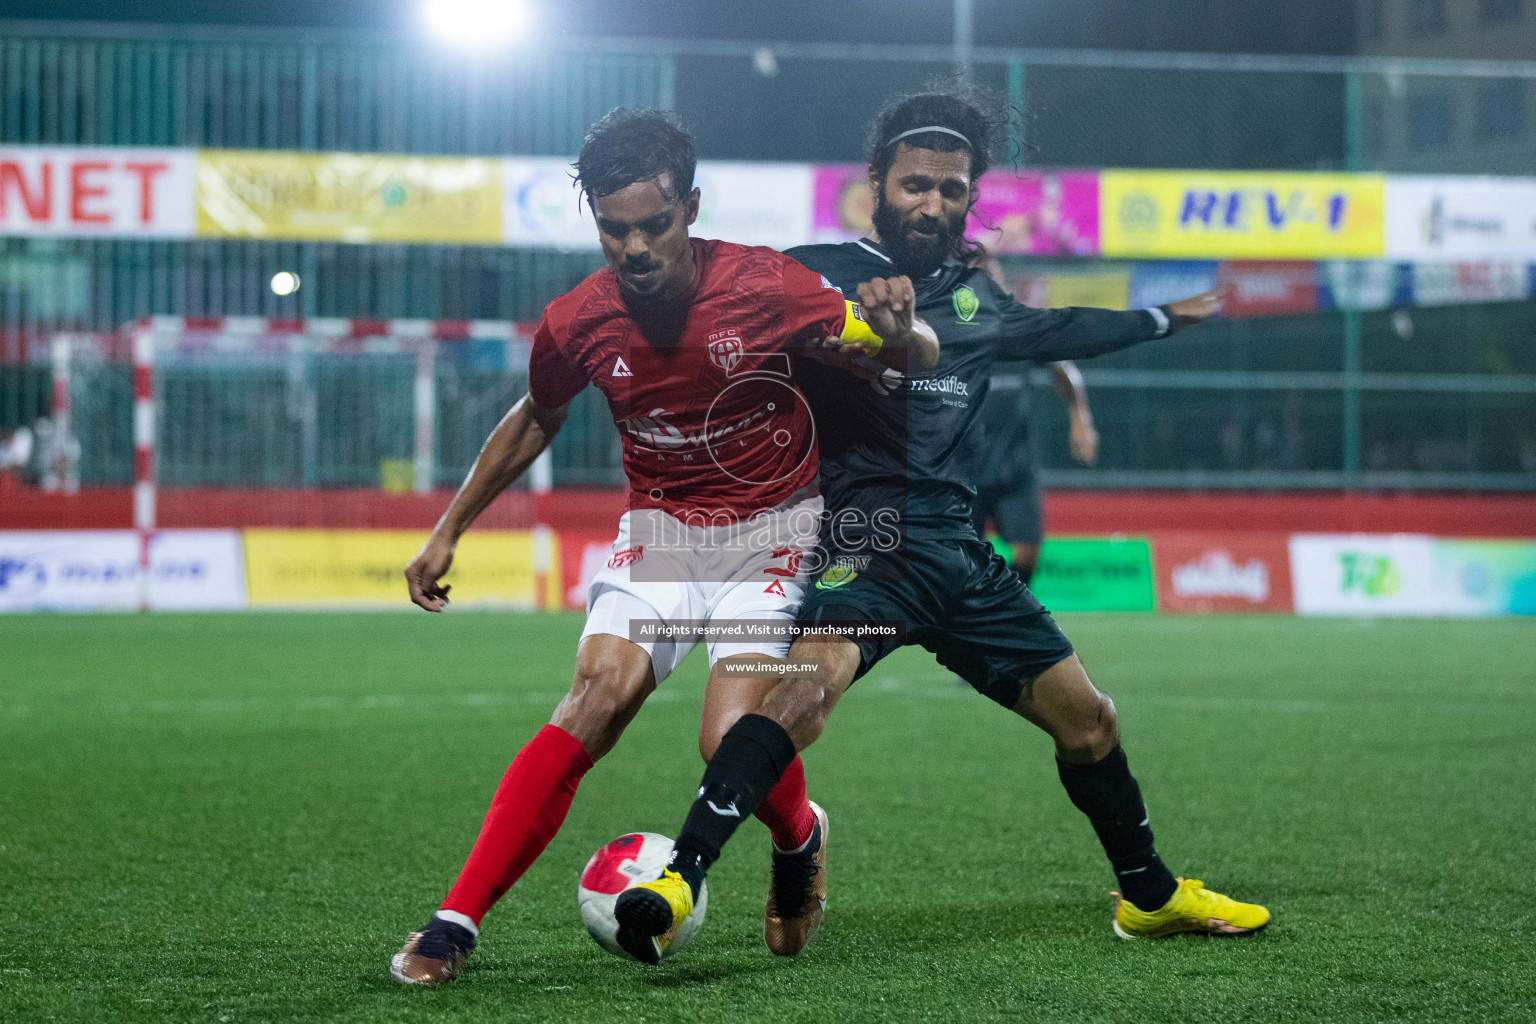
[999,287,1226,364]
[405,395,568,612]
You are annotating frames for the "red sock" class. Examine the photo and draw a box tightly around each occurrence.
[440,724,594,925]
[753,754,816,850]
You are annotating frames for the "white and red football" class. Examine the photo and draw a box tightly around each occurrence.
[577,832,708,961]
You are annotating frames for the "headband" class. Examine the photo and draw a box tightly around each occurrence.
[886,125,974,151]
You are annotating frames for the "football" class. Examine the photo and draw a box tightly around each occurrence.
[578,832,708,961]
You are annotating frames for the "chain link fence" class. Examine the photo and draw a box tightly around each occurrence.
[3,23,1535,490]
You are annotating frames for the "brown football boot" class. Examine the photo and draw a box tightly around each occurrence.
[390,917,476,985]
[764,800,829,956]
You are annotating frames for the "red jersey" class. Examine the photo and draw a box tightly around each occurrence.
[528,238,848,521]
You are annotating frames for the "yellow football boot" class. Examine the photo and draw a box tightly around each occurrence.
[1112,878,1270,939]
[614,868,695,964]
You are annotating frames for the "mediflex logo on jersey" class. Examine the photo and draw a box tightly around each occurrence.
[952,285,979,322]
[907,375,969,396]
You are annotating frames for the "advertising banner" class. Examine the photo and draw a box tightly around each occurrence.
[1152,531,1293,614]
[1127,260,1219,309]
[1216,260,1319,317]
[0,146,195,238]
[0,530,245,612]
[1385,176,1536,261]
[1430,540,1536,616]
[503,158,814,250]
[1408,261,1531,306]
[1100,171,1385,259]
[196,150,504,244]
[499,157,589,249]
[692,162,815,250]
[1317,260,1405,311]
[1029,536,1156,612]
[1042,270,1129,310]
[242,529,559,608]
[811,164,1100,255]
[1016,268,1130,310]
[1289,534,1439,617]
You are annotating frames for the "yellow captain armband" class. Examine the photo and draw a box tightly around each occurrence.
[840,299,884,356]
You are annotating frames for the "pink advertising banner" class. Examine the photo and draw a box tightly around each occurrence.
[811,164,1100,256]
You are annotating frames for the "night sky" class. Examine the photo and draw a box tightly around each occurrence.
[2,0,1357,56]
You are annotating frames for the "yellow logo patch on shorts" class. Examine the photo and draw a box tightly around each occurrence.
[815,564,859,590]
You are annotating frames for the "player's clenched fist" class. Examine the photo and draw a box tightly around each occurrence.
[856,275,916,340]
[406,537,455,612]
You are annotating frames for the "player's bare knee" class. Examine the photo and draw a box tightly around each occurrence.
[759,674,832,749]
[1057,693,1119,761]
[1090,693,1120,754]
[697,714,737,762]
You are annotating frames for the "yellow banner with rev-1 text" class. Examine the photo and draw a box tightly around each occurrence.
[1100,170,1386,259]
[243,529,560,608]
[195,150,503,244]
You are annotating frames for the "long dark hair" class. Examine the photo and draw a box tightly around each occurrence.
[864,83,1012,266]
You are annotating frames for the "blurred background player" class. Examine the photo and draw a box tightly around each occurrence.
[968,360,1095,582]
[967,256,1099,582]
[390,108,935,984]
[616,85,1267,958]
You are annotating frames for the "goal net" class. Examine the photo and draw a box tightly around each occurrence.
[48,317,559,610]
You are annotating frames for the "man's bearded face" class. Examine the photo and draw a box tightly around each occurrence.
[869,143,974,277]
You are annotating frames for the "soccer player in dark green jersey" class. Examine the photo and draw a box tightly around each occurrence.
[615,86,1269,961]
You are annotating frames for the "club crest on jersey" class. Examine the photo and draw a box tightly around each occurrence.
[952,285,979,323]
[608,545,643,569]
[815,564,859,590]
[707,329,745,373]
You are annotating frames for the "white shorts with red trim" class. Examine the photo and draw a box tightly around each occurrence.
[579,496,824,684]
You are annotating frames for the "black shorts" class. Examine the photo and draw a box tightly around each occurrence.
[970,463,1043,546]
[798,533,1074,709]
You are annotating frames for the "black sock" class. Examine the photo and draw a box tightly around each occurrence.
[669,714,796,898]
[1056,745,1178,912]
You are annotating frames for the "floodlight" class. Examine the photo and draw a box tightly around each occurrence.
[424,0,532,47]
[270,271,300,297]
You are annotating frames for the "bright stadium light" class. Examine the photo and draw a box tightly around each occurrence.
[424,0,532,47]
[270,271,300,297]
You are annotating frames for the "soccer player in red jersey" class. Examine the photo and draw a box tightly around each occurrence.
[390,108,937,983]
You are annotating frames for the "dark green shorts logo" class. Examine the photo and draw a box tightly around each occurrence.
[816,564,858,590]
[952,285,979,323]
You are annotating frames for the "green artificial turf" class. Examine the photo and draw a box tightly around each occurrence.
[1,612,1533,1022]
